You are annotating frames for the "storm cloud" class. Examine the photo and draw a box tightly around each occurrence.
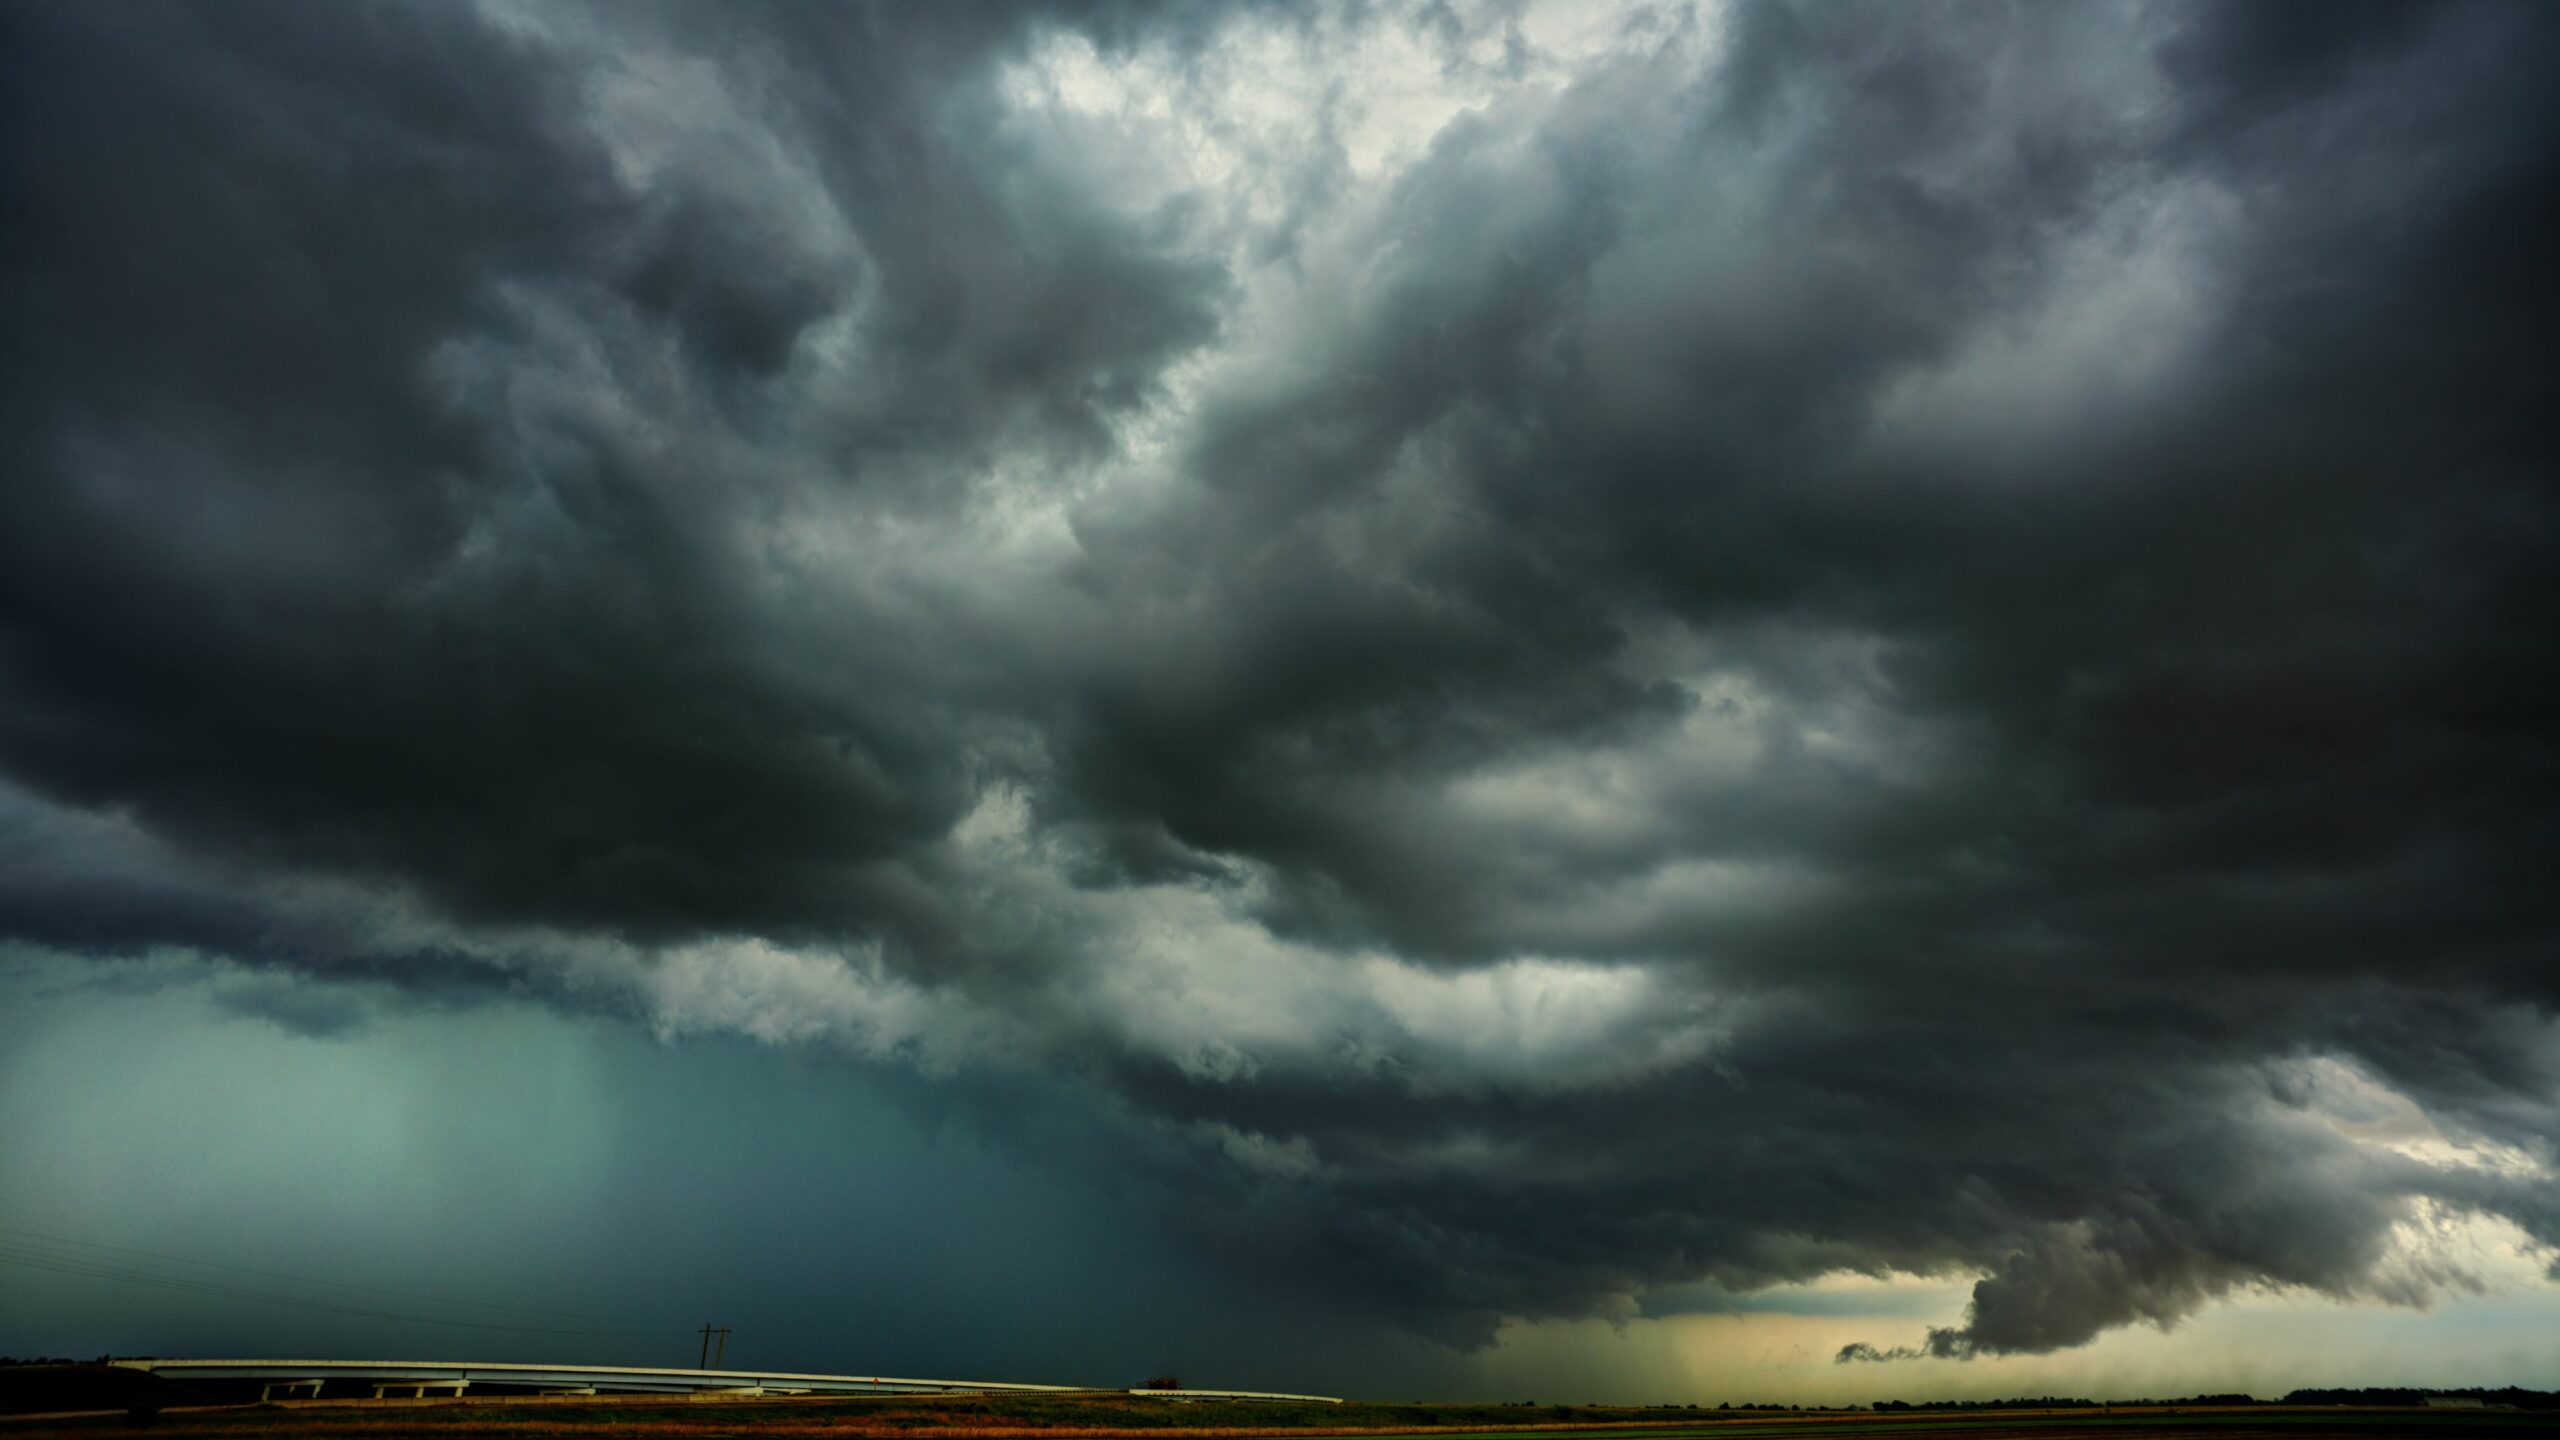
[4,0,2556,1365]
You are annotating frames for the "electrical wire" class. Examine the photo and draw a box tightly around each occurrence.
[0,1229,674,1339]
[0,1226,632,1323]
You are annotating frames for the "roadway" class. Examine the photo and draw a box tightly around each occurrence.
[109,1358,1339,1404]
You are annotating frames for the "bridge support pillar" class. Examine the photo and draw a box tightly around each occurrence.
[371,1380,468,1399]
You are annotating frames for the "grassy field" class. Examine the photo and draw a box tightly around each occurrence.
[0,1388,2548,1440]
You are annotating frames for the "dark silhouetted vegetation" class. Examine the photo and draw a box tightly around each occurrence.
[2282,1386,2557,1410]
[0,1363,193,1418]
[1869,1395,2098,1412]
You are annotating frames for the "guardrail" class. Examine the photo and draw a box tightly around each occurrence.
[110,1359,1340,1404]
[113,1358,1089,1399]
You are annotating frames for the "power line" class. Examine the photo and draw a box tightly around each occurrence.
[0,1226,628,1324]
[0,1233,672,1338]
[0,1246,667,1337]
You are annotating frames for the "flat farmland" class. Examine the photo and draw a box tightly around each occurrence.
[0,1392,2545,1440]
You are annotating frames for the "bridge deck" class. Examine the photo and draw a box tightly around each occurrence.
[111,1359,1339,1404]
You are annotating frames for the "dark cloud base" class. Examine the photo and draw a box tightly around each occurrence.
[3,0,2556,1365]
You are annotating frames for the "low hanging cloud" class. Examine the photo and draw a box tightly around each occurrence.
[4,0,2558,1360]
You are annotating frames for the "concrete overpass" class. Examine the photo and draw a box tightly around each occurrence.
[109,1358,1340,1404]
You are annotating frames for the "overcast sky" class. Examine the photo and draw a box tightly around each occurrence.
[3,0,2556,1405]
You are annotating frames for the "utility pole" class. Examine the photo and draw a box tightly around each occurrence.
[697,1323,732,1370]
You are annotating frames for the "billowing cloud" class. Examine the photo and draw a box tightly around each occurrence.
[4,0,2556,1365]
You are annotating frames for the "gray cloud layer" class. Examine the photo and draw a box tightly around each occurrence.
[4,0,2556,1361]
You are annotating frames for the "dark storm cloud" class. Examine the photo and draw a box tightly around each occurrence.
[3,0,2556,1367]
[0,0,1218,940]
